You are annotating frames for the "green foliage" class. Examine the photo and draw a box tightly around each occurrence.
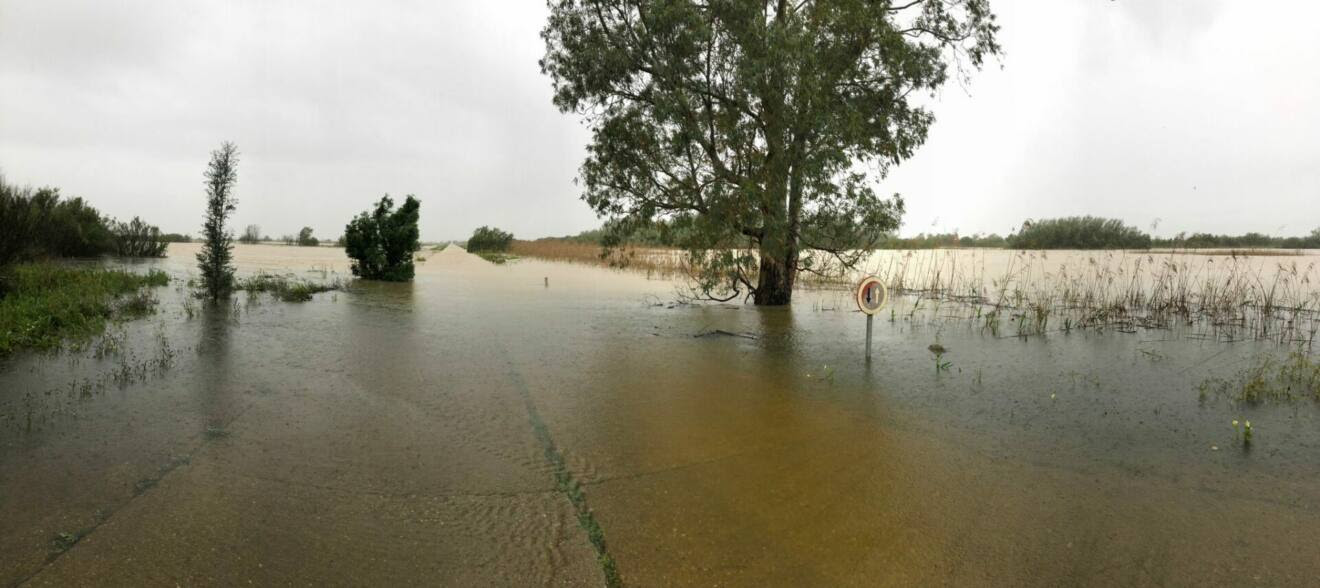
[1006,216,1152,250]
[344,194,421,281]
[466,226,514,253]
[161,233,192,243]
[0,263,168,355]
[542,0,999,304]
[197,142,239,300]
[1,175,168,266]
[297,226,319,247]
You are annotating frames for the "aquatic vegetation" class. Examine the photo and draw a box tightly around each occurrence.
[235,273,345,302]
[0,263,168,354]
[476,252,517,265]
[864,249,1320,345]
[1232,419,1254,444]
[1199,350,1320,405]
[929,343,951,373]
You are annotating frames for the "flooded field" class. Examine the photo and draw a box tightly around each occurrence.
[3,244,1320,585]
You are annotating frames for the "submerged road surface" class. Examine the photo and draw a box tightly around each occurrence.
[3,244,1320,586]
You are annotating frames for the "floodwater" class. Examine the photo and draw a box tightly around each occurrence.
[3,244,1320,586]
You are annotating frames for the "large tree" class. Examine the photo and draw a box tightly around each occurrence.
[542,0,999,304]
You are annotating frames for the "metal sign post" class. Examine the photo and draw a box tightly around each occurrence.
[855,276,888,359]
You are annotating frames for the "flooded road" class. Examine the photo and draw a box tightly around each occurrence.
[3,244,1320,585]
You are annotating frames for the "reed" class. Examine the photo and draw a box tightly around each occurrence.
[859,249,1320,345]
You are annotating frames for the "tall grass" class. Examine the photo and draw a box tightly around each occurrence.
[0,263,169,354]
[862,249,1320,344]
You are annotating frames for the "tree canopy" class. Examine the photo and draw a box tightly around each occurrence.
[542,0,999,304]
[344,195,421,281]
[466,226,514,253]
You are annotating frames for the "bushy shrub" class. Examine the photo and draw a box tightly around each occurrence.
[113,217,169,257]
[466,226,513,253]
[344,194,421,281]
[1,176,167,267]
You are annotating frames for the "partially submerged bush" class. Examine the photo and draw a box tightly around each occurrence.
[344,194,421,281]
[466,226,513,253]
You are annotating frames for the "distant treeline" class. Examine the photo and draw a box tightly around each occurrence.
[1,176,170,267]
[548,215,1320,251]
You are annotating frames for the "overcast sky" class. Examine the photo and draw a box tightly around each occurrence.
[1,1,1317,241]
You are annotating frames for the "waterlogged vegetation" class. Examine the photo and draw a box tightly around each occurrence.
[0,263,168,355]
[235,273,345,302]
[1200,350,1320,405]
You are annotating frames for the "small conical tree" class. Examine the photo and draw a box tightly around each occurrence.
[197,142,239,300]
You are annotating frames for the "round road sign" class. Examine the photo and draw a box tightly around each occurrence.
[856,276,887,315]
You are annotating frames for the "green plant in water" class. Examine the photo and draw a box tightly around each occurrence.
[929,343,951,373]
[1231,419,1254,445]
[236,273,342,302]
[476,252,517,265]
[1200,350,1320,405]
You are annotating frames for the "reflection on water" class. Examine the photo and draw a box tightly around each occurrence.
[2,243,1320,585]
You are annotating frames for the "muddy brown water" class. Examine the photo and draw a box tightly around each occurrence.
[2,244,1320,586]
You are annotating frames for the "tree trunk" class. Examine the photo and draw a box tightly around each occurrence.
[754,246,795,305]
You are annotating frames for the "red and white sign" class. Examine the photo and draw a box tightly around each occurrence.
[856,276,888,315]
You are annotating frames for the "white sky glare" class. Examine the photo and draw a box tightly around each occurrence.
[1,0,1317,240]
